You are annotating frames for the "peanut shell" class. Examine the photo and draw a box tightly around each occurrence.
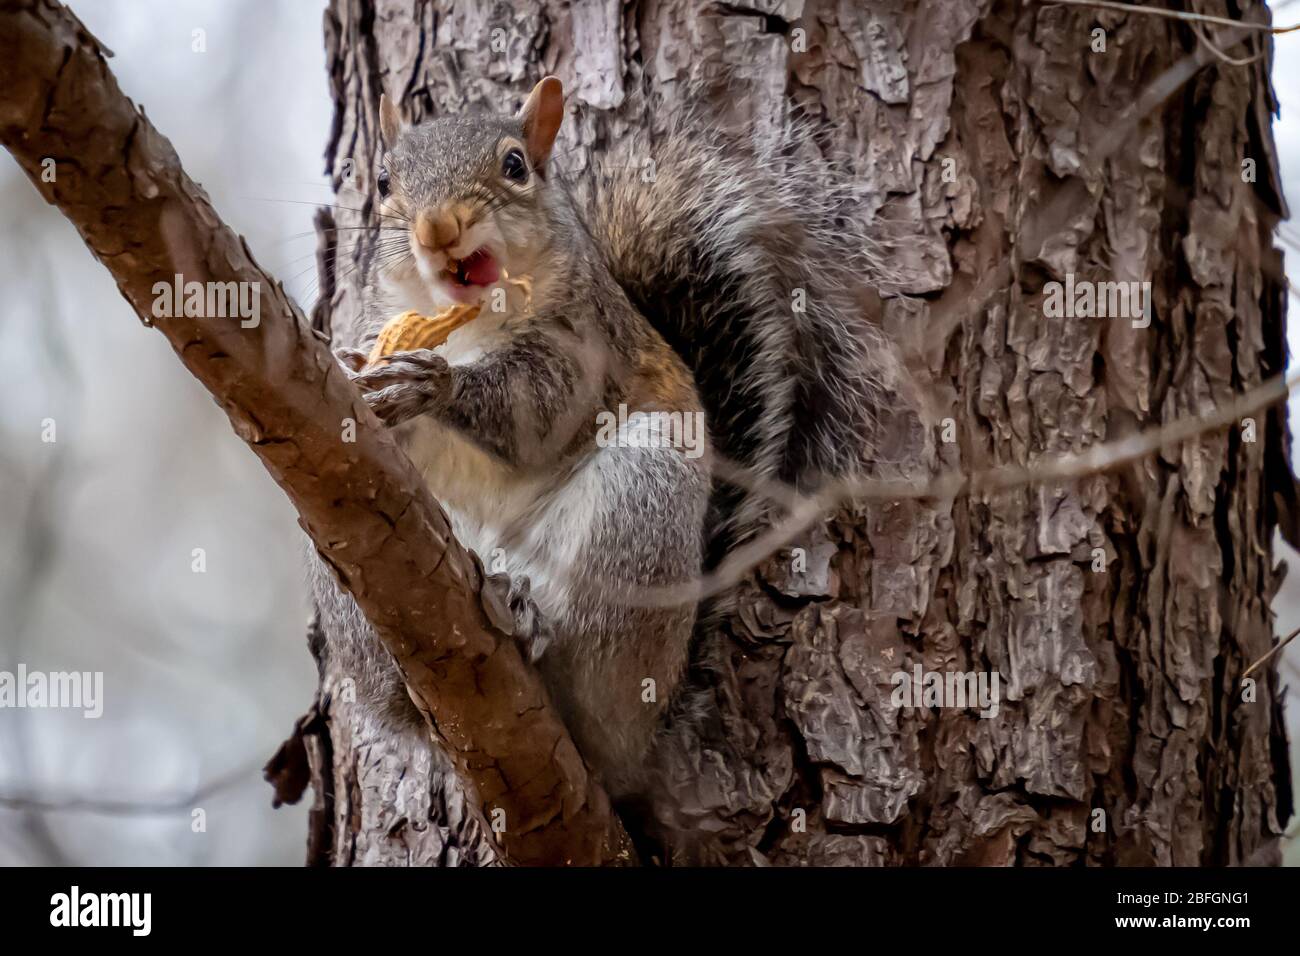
[367,305,480,366]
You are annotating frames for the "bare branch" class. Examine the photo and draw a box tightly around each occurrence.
[0,762,258,816]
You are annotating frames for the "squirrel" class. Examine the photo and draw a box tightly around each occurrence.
[308,76,907,804]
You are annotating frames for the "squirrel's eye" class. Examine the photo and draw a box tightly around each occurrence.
[501,148,528,184]
[377,167,390,198]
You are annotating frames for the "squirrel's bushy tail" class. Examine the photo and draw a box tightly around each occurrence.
[582,98,915,563]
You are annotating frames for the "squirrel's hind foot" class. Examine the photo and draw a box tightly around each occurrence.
[482,570,554,663]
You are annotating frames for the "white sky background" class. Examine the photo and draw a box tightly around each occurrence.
[0,2,1297,865]
[1276,20,1300,434]
[0,0,332,864]
[1263,9,1300,866]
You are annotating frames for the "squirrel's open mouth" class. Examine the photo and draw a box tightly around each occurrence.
[442,247,501,295]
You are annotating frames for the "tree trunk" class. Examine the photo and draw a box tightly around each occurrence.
[302,0,1293,866]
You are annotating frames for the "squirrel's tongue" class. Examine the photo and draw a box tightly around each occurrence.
[460,249,500,286]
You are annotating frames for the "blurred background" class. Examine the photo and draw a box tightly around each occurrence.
[0,0,331,865]
[0,0,1297,865]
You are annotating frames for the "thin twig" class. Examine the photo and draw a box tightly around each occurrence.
[1243,625,1300,679]
[0,762,258,816]
[1035,0,1300,34]
[557,370,1300,611]
[1192,23,1265,66]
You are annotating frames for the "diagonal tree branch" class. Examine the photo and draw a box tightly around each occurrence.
[0,0,631,866]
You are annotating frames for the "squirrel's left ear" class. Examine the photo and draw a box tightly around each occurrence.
[518,76,564,177]
[379,93,405,148]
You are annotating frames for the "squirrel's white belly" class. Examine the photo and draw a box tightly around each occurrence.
[399,415,597,622]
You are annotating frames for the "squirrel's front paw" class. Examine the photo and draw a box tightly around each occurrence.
[350,349,451,427]
[334,347,369,377]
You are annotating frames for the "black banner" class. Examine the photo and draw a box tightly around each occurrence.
[0,865,1292,942]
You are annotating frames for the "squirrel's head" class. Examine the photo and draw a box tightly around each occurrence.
[374,77,566,307]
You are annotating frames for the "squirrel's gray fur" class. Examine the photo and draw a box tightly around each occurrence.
[585,102,906,563]
[307,78,905,803]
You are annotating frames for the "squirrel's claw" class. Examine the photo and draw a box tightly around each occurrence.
[508,575,553,662]
[481,571,553,663]
[354,349,452,427]
[334,347,369,376]
[351,349,446,388]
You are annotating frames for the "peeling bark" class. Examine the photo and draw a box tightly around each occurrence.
[312,0,1292,866]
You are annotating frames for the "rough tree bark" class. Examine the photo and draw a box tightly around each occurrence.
[309,0,1293,866]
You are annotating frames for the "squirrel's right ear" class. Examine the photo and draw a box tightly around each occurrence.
[518,76,564,177]
[379,93,405,148]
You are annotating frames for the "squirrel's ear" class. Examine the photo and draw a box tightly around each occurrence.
[518,76,564,175]
[379,93,404,148]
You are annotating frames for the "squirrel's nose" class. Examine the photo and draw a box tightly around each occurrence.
[415,204,471,254]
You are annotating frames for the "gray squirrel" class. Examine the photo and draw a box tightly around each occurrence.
[308,76,906,802]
